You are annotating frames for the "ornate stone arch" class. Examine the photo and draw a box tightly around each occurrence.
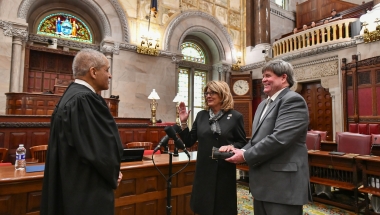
[17,0,130,42]
[164,11,235,63]
[179,26,225,62]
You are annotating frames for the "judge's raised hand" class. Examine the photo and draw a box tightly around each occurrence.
[178,102,191,123]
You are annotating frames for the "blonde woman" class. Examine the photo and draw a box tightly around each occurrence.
[178,80,247,215]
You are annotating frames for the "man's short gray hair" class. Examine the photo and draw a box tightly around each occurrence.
[72,49,107,78]
[261,59,295,88]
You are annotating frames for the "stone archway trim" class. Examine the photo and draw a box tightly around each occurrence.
[17,0,129,42]
[179,26,225,61]
[164,11,235,60]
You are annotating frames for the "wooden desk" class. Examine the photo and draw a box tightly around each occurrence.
[320,140,337,151]
[0,152,197,215]
[356,155,380,214]
[308,150,364,213]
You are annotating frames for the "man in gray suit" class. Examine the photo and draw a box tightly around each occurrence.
[226,59,311,215]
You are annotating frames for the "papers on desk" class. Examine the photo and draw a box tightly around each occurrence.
[25,165,45,173]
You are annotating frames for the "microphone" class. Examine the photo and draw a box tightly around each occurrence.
[153,126,172,153]
[165,125,190,157]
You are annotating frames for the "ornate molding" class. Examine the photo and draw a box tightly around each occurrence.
[109,0,130,42]
[28,45,78,56]
[18,0,111,37]
[119,43,137,52]
[320,77,330,89]
[100,43,120,55]
[0,20,28,41]
[212,64,230,73]
[293,60,338,82]
[164,11,235,56]
[293,56,338,68]
[179,26,225,60]
[28,34,100,50]
[0,122,50,128]
[160,50,182,59]
[241,61,266,71]
[357,55,380,67]
[116,123,150,128]
[277,40,356,61]
[344,55,380,70]
[178,61,212,70]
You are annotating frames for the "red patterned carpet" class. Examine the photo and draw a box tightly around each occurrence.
[237,184,358,215]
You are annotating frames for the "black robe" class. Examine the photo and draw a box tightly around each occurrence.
[178,110,247,215]
[40,83,124,215]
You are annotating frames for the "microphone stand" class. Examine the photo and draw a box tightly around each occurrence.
[166,151,173,215]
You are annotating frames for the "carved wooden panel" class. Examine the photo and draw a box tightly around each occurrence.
[301,81,333,141]
[0,133,4,148]
[234,100,252,138]
[116,179,136,197]
[0,195,11,214]
[119,130,135,146]
[139,176,158,193]
[26,49,74,93]
[136,200,159,215]
[6,93,118,117]
[27,191,42,213]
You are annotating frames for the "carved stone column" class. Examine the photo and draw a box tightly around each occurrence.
[254,0,271,45]
[10,37,23,92]
[100,41,119,98]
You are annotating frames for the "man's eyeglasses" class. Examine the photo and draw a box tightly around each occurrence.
[204,91,216,97]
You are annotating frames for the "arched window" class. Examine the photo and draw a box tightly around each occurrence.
[37,12,93,43]
[181,42,205,64]
[178,41,208,123]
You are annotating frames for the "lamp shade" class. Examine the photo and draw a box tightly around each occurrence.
[172,93,183,102]
[148,89,160,99]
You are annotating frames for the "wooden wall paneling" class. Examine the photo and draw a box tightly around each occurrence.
[0,195,12,214]
[44,52,57,73]
[0,132,4,148]
[300,81,333,140]
[135,129,148,142]
[119,129,136,146]
[234,100,252,138]
[296,0,357,28]
[27,191,42,213]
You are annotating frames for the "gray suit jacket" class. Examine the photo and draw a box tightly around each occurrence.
[243,88,312,205]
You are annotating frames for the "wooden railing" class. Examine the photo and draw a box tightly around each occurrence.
[273,18,358,57]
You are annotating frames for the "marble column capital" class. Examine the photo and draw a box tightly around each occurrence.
[0,20,28,41]
[100,40,120,56]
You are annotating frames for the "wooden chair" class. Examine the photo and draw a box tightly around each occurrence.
[29,145,48,163]
[0,148,8,163]
[126,142,153,150]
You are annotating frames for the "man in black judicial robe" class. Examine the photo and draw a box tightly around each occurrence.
[40,49,124,215]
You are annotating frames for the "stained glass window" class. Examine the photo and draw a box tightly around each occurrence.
[193,71,207,118]
[37,13,93,43]
[178,69,189,106]
[181,42,205,64]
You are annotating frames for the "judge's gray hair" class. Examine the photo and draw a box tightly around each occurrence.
[72,49,107,78]
[261,59,295,88]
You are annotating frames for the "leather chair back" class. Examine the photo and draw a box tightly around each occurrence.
[336,132,371,155]
[306,132,321,150]
[308,130,327,141]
